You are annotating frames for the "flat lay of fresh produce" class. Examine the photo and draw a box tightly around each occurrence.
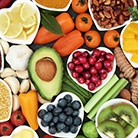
[0,0,138,138]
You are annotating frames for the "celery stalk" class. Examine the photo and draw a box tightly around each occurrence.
[87,78,129,120]
[110,78,128,99]
[84,74,119,113]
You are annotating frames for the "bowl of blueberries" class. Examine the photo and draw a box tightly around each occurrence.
[37,92,84,138]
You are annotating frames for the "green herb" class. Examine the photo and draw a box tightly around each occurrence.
[41,10,60,16]
[128,6,138,21]
[40,12,64,35]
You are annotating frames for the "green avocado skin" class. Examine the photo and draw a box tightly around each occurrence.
[28,46,63,101]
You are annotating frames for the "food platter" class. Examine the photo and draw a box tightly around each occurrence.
[0,0,138,138]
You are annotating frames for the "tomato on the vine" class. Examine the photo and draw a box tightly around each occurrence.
[84,30,101,48]
[71,0,88,13]
[75,13,93,32]
[0,121,13,136]
[10,110,26,126]
[103,30,120,48]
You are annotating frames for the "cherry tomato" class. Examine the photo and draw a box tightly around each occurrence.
[84,30,101,48]
[75,13,93,32]
[0,121,13,136]
[43,134,54,138]
[10,110,26,126]
[71,0,88,13]
[103,30,120,48]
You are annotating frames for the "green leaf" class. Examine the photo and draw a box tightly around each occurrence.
[41,9,60,16]
[40,12,64,35]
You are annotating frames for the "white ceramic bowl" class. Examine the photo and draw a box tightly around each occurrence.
[0,0,40,45]
[0,43,4,73]
[88,0,137,31]
[95,98,138,138]
[0,79,12,122]
[1,125,39,138]
[120,21,138,68]
[32,0,72,12]
[38,92,84,138]
[67,47,116,93]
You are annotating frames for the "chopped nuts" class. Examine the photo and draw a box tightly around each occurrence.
[90,0,134,29]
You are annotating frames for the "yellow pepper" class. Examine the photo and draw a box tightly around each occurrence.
[19,90,38,130]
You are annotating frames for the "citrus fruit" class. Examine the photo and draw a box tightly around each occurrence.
[16,30,27,40]
[5,23,23,38]
[20,3,35,21]
[21,14,36,28]
[7,4,23,24]
[24,24,36,36]
[0,13,10,34]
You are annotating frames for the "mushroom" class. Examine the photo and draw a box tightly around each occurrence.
[5,44,33,71]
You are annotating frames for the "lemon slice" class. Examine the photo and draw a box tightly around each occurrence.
[8,4,23,24]
[20,3,35,21]
[0,13,10,34]
[5,24,23,38]
[25,24,36,36]
[21,14,36,28]
[16,30,27,40]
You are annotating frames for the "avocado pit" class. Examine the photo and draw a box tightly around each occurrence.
[35,58,57,81]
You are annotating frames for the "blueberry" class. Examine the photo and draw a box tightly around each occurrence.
[53,106,62,116]
[48,126,57,134]
[43,112,53,123]
[74,116,82,126]
[47,104,55,111]
[64,94,72,103]
[59,113,67,122]
[53,116,59,124]
[64,107,73,115]
[71,100,81,110]
[38,109,47,119]
[72,110,79,117]
[58,98,67,108]
[65,116,73,126]
[41,119,49,127]
[49,121,55,127]
[56,122,66,131]
[63,125,70,133]
[70,125,78,133]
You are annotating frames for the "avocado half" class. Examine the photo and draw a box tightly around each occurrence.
[28,47,63,100]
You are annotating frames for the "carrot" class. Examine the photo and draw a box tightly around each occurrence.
[18,90,38,130]
[52,29,84,57]
[33,12,75,44]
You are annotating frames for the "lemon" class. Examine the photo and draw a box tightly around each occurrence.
[21,14,36,28]
[5,23,23,38]
[20,3,35,21]
[25,24,36,36]
[0,13,10,34]
[7,4,23,24]
[16,30,27,40]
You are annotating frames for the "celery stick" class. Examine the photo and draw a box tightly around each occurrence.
[87,78,129,120]
[84,74,119,113]
[110,78,128,99]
